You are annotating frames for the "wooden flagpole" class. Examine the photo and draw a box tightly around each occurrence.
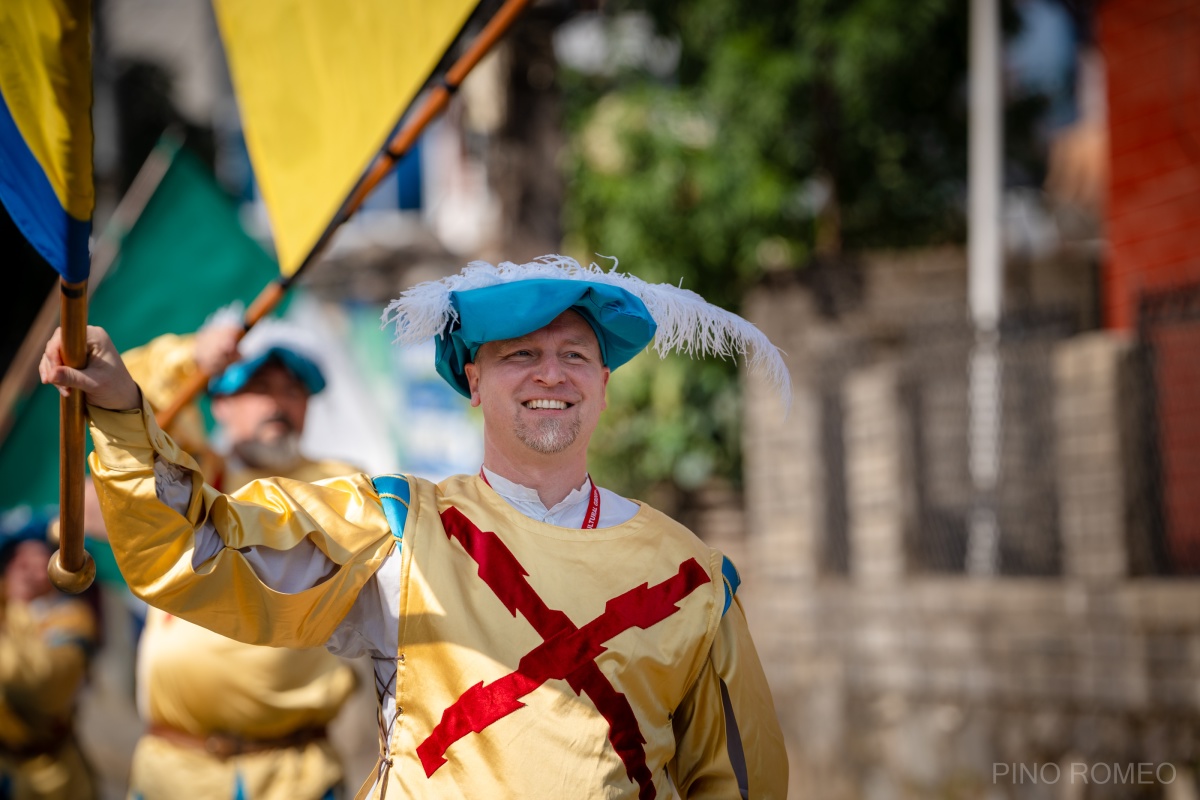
[47,278,95,594]
[156,0,533,430]
[45,131,184,594]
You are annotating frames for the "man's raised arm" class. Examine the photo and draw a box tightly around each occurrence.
[39,326,395,649]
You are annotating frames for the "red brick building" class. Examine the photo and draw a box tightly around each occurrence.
[1099,0,1200,571]
[1101,0,1200,326]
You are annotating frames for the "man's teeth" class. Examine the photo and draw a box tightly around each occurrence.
[525,399,568,409]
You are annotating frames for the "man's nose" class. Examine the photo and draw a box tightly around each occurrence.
[532,355,565,385]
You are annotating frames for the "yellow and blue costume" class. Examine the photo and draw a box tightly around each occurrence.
[0,587,97,800]
[87,402,788,799]
[119,333,361,800]
[89,256,792,797]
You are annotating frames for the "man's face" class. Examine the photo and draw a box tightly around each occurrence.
[5,539,53,604]
[210,361,309,461]
[464,310,610,460]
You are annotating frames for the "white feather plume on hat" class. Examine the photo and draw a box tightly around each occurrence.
[381,254,791,406]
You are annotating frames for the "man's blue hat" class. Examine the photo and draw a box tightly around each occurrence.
[433,279,657,398]
[0,506,53,571]
[381,255,793,406]
[208,346,327,397]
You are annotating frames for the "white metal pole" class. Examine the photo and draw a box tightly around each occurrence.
[969,0,1002,332]
[966,0,1003,576]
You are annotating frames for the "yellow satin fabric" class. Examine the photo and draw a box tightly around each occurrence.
[88,400,394,650]
[0,596,98,800]
[121,333,218,474]
[671,598,790,797]
[87,405,788,798]
[372,474,789,799]
[129,735,344,800]
[140,609,357,738]
[130,609,355,800]
[96,334,373,799]
[120,332,362,490]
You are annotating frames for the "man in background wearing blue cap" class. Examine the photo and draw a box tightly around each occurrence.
[122,319,351,490]
[42,255,791,799]
[95,324,364,800]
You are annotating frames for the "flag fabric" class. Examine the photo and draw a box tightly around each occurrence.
[0,144,280,511]
[0,0,93,281]
[92,147,282,354]
[212,0,481,276]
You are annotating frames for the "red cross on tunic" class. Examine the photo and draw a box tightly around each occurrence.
[416,507,711,799]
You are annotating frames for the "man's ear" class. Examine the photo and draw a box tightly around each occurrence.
[210,395,230,424]
[464,362,482,408]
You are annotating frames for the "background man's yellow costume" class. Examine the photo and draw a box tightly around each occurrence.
[77,256,793,798]
[0,532,98,800]
[120,332,359,800]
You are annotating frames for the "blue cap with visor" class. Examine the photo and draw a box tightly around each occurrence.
[208,346,327,397]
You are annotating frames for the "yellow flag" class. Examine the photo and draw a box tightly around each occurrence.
[213,0,481,276]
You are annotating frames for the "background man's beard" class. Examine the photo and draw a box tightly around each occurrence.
[514,413,581,454]
[233,431,303,470]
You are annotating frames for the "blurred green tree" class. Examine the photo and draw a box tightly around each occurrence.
[561,0,1033,513]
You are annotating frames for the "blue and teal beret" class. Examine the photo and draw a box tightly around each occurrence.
[433,279,657,398]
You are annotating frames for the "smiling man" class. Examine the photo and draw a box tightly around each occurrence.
[466,310,611,504]
[41,255,792,799]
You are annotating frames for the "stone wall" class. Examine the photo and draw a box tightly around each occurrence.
[740,253,1200,799]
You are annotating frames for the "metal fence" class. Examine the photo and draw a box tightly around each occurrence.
[1138,283,1200,576]
[809,300,1200,579]
[902,310,1077,576]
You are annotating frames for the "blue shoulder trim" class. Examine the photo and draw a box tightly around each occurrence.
[372,474,411,542]
[721,555,741,617]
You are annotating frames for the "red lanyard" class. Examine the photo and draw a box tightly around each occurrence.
[479,469,601,529]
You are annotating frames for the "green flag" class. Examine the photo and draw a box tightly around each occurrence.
[0,144,279,511]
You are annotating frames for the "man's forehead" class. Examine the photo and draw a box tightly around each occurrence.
[241,360,308,390]
[494,310,600,349]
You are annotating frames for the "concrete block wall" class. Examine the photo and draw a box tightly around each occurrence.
[1054,332,1140,580]
[741,266,1200,799]
[741,285,835,783]
[844,364,910,585]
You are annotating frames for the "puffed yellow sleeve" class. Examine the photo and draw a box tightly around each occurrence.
[87,398,395,650]
[121,333,200,411]
[669,596,789,799]
[119,333,217,467]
